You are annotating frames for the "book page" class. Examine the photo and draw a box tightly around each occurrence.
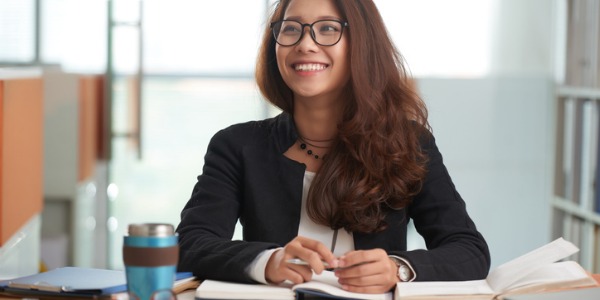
[292,271,392,300]
[195,280,295,300]
[394,280,494,298]
[486,238,579,292]
[173,276,200,294]
[497,261,598,295]
[293,281,392,300]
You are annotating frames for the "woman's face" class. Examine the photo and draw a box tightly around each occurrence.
[275,0,350,102]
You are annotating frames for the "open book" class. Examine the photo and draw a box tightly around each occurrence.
[196,271,392,300]
[395,238,599,300]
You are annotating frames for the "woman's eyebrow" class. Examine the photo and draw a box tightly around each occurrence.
[283,15,342,22]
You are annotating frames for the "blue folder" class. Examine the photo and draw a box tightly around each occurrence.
[0,267,192,298]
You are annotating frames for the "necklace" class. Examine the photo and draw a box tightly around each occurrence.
[298,136,330,160]
[302,136,335,143]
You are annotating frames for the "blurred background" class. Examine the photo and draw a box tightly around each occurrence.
[1,0,599,278]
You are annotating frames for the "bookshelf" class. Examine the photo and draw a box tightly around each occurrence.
[552,0,600,273]
[553,87,600,272]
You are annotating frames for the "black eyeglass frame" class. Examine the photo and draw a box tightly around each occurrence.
[270,19,350,47]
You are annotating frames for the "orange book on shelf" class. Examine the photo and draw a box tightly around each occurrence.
[0,77,44,246]
[78,75,103,182]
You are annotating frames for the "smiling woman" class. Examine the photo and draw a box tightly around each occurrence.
[177,0,490,295]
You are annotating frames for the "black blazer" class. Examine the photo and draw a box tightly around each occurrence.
[176,113,490,283]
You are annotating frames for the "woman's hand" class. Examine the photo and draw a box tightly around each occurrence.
[334,249,399,294]
[265,236,338,284]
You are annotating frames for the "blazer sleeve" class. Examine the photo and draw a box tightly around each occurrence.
[400,134,491,281]
[176,127,279,283]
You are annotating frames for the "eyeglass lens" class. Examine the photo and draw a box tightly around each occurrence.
[273,20,345,46]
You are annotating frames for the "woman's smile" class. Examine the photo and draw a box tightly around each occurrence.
[293,62,329,72]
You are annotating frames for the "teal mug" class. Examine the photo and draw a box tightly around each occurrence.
[123,223,178,300]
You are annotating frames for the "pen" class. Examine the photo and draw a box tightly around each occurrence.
[286,258,331,268]
[286,258,370,270]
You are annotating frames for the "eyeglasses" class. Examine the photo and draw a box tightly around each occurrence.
[271,19,349,47]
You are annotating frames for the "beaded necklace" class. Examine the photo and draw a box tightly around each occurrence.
[298,136,332,160]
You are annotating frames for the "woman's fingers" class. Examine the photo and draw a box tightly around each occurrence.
[338,249,385,269]
[285,237,337,273]
[335,249,398,293]
[302,237,338,267]
[286,263,314,284]
[268,245,399,293]
[266,236,336,284]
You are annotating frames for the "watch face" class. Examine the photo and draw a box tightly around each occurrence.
[399,265,410,281]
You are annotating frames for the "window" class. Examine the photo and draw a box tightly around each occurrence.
[41,0,107,72]
[0,0,35,63]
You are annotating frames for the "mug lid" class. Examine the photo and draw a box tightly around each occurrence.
[127,223,174,237]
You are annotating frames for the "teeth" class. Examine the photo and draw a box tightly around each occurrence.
[294,63,327,71]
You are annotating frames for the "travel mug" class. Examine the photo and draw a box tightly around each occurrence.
[123,223,179,300]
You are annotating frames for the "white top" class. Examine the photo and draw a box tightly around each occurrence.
[246,171,354,283]
[298,171,354,257]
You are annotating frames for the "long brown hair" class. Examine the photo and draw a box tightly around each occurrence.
[256,0,429,233]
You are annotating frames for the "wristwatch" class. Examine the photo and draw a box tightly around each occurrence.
[390,257,412,282]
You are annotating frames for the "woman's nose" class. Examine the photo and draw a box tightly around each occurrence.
[295,28,319,52]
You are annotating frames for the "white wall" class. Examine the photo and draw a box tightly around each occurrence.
[489,0,558,77]
[408,0,560,268]
[417,76,554,268]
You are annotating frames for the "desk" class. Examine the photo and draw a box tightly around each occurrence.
[2,275,600,300]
